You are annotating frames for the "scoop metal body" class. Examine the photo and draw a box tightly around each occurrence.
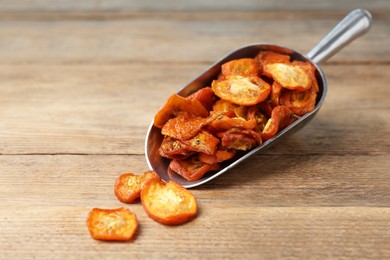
[145,9,372,188]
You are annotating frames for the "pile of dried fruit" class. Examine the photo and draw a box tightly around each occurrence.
[86,171,197,241]
[86,51,319,242]
[154,51,319,181]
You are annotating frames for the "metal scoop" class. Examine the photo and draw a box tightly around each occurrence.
[145,9,372,188]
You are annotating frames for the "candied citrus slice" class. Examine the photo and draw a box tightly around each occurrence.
[141,179,198,225]
[255,51,291,68]
[263,62,311,91]
[159,136,194,159]
[212,99,239,117]
[161,112,210,140]
[247,106,269,132]
[211,75,271,106]
[210,113,256,131]
[180,130,220,155]
[280,88,317,116]
[217,128,262,151]
[154,93,208,128]
[186,87,216,111]
[169,156,220,181]
[292,60,320,93]
[114,171,160,203]
[270,81,283,107]
[221,58,260,77]
[86,207,138,241]
[261,105,294,140]
[198,149,236,164]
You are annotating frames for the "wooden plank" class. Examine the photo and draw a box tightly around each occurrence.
[0,154,388,207]
[0,204,388,259]
[0,64,389,155]
[0,18,386,64]
[0,0,388,13]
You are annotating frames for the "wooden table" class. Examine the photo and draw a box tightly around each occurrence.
[1,1,389,259]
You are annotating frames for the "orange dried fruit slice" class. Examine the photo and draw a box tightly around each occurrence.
[187,87,216,111]
[161,112,210,140]
[179,130,220,155]
[211,75,271,106]
[141,179,198,225]
[261,105,295,140]
[154,93,208,128]
[114,171,160,203]
[169,155,220,181]
[280,89,317,116]
[221,58,260,77]
[86,207,138,241]
[263,62,311,92]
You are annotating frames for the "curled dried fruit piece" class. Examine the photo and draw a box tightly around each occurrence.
[187,87,216,111]
[198,148,236,164]
[255,51,291,69]
[141,179,198,225]
[212,75,271,106]
[292,60,319,93]
[221,58,260,77]
[212,99,239,117]
[154,94,208,128]
[159,136,193,159]
[114,171,160,203]
[261,105,295,140]
[217,128,262,151]
[161,112,210,140]
[169,155,220,181]
[270,81,283,107]
[86,207,138,241]
[280,88,317,116]
[180,130,220,155]
[210,113,256,132]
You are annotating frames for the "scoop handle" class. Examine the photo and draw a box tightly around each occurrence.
[307,9,372,64]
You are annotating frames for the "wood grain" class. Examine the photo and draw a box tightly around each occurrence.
[0,154,389,258]
[0,205,388,259]
[0,17,387,64]
[0,64,389,155]
[0,1,389,259]
[0,0,389,14]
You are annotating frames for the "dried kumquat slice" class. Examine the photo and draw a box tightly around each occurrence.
[141,179,198,225]
[280,88,317,116]
[187,87,216,111]
[179,130,220,155]
[270,81,283,107]
[198,149,236,164]
[161,112,210,140]
[211,75,271,106]
[210,113,257,132]
[154,93,208,128]
[217,128,262,151]
[255,51,291,69]
[261,105,294,140]
[169,155,220,181]
[221,58,260,77]
[212,99,239,117]
[86,207,138,241]
[292,60,320,93]
[263,62,311,92]
[114,171,160,203]
[159,136,193,159]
